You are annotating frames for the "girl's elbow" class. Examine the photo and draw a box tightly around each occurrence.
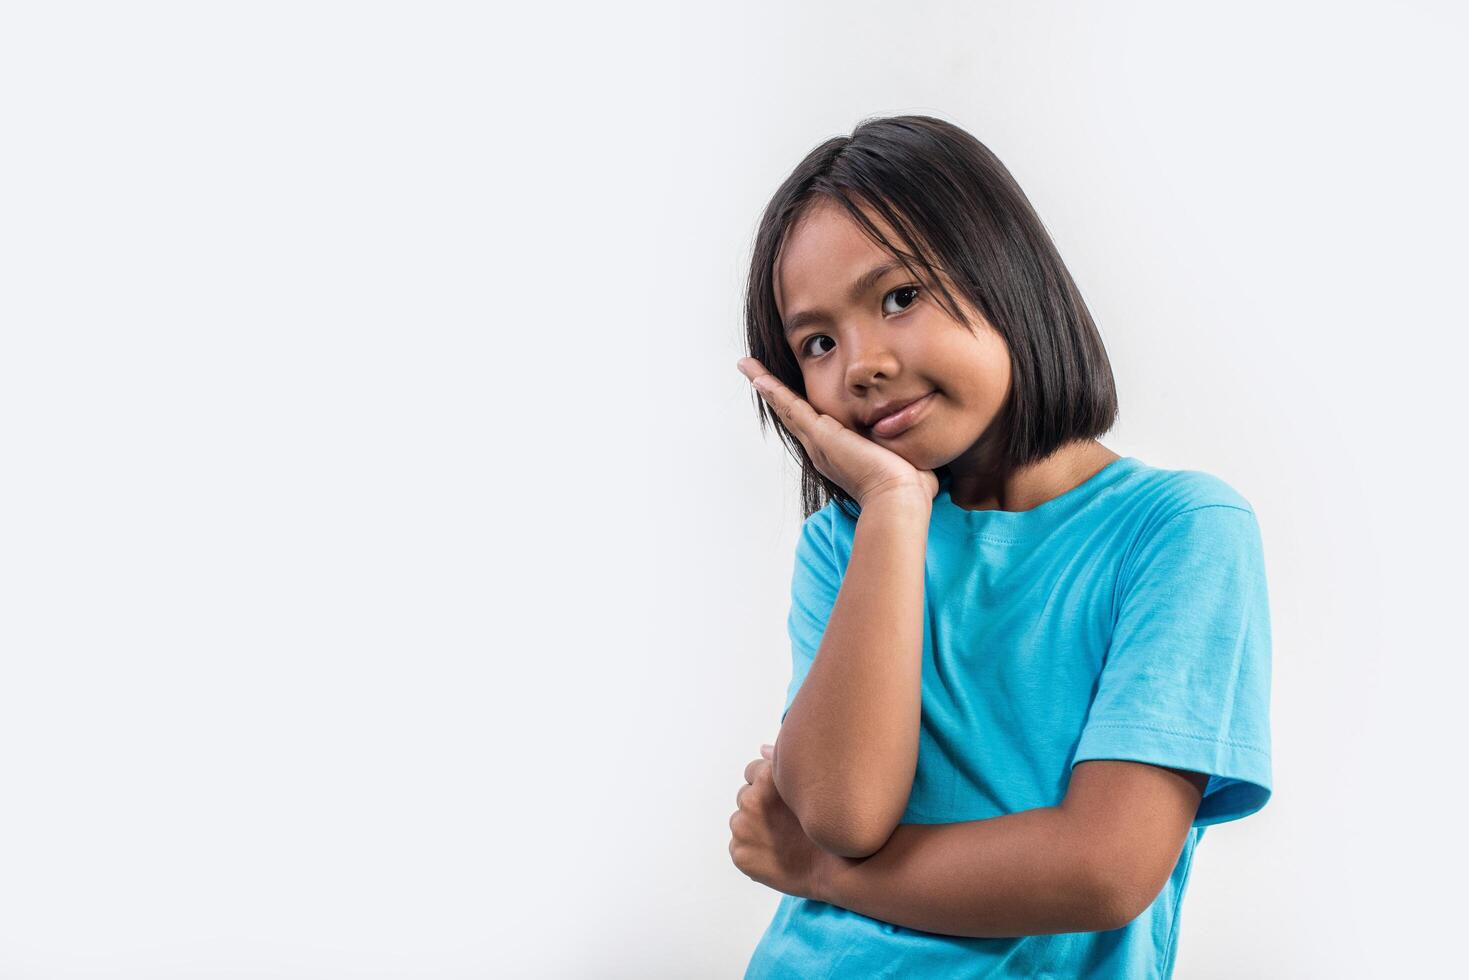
[805,821,885,860]
[801,805,899,859]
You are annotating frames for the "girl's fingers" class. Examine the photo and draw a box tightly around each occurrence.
[738,356,786,397]
[738,359,818,439]
[737,357,853,490]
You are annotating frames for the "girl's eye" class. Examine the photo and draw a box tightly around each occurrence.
[881,284,921,315]
[798,285,922,360]
[800,334,836,359]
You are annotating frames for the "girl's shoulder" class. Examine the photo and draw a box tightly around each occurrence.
[800,457,1258,545]
[803,495,858,536]
[1123,459,1257,520]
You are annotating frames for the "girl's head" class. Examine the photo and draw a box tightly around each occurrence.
[744,114,1118,518]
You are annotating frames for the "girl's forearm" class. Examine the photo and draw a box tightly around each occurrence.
[773,490,931,858]
[811,807,1122,938]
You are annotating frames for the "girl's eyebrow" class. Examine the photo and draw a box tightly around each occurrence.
[782,259,904,335]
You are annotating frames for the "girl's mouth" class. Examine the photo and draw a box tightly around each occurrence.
[872,391,937,437]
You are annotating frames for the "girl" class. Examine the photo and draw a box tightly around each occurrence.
[728,115,1272,979]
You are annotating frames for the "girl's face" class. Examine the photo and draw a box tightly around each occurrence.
[772,197,1012,474]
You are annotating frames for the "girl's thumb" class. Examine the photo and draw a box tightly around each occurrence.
[760,743,774,758]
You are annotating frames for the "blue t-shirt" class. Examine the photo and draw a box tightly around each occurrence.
[744,455,1273,979]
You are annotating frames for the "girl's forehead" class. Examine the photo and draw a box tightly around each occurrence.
[774,202,900,310]
[782,198,894,263]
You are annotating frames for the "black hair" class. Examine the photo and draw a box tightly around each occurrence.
[742,113,1119,520]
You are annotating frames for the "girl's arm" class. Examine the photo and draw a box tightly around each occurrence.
[807,760,1210,938]
[774,489,931,858]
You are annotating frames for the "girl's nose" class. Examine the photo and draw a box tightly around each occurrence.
[844,344,900,389]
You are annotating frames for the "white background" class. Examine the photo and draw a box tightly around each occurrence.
[2,1,1464,976]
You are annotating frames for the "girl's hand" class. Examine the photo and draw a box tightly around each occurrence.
[736,357,939,508]
[729,743,832,902]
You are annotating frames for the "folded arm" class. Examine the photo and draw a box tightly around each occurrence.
[807,760,1210,938]
[775,491,932,857]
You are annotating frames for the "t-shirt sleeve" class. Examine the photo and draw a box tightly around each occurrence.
[1072,503,1273,827]
[780,510,845,724]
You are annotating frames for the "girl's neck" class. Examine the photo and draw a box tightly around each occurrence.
[945,440,1122,513]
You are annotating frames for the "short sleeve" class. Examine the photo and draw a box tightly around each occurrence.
[1072,503,1273,827]
[780,509,845,724]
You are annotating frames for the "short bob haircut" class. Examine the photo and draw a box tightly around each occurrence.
[743,114,1119,521]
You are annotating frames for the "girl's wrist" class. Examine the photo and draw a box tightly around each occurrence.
[809,849,854,906]
[859,483,934,516]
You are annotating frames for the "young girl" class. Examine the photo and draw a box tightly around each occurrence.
[728,115,1272,978]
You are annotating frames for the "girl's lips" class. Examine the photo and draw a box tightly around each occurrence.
[872,391,936,437]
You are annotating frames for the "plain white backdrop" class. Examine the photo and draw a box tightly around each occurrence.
[2,1,1464,976]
